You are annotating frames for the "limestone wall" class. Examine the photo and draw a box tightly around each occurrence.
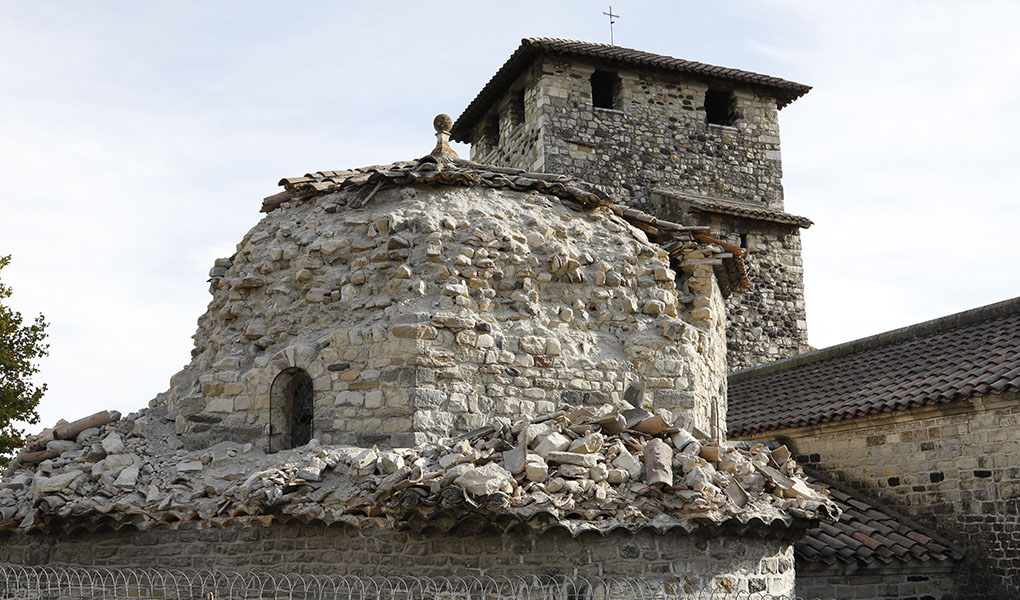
[465,58,808,372]
[707,219,808,371]
[470,62,544,173]
[0,523,798,595]
[163,185,729,449]
[469,57,786,210]
[797,563,958,600]
[750,393,1020,599]
[641,192,810,370]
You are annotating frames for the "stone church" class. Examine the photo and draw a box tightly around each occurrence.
[1,37,1011,599]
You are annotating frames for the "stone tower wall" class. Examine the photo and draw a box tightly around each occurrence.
[646,192,810,370]
[465,56,808,370]
[715,222,809,370]
[469,57,786,210]
[163,185,730,449]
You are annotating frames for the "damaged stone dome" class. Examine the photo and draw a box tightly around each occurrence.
[158,116,748,452]
[0,116,837,559]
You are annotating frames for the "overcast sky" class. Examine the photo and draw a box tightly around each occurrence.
[2,1,1018,430]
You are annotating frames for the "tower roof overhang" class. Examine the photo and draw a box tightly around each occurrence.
[451,38,812,142]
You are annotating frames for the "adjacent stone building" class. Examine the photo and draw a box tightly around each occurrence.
[451,38,812,371]
[730,297,1020,598]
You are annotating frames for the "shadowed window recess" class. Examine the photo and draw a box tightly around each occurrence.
[705,89,736,126]
[590,70,622,109]
[269,367,314,451]
[511,89,525,125]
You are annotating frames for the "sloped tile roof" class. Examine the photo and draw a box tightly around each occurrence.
[452,38,811,141]
[728,297,1020,436]
[799,483,963,567]
[655,189,813,228]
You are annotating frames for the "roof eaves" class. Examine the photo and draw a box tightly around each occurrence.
[452,38,811,141]
[654,189,813,229]
[730,296,1020,385]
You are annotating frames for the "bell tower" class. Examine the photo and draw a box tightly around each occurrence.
[452,38,815,370]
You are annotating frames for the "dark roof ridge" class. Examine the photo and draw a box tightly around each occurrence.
[656,188,769,209]
[731,296,1020,383]
[653,188,813,228]
[799,466,965,562]
[452,37,811,141]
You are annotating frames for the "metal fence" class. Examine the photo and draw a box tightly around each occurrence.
[0,566,799,600]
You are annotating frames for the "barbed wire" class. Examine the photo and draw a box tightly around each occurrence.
[0,566,801,600]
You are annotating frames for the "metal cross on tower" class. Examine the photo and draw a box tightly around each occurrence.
[603,5,620,45]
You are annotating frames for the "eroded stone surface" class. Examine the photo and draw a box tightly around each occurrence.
[159,183,730,448]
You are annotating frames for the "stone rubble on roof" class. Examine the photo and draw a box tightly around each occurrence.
[1,402,838,535]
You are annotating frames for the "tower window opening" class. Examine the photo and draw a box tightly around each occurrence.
[705,89,735,126]
[511,89,526,125]
[739,233,748,248]
[590,70,621,109]
[269,367,314,451]
[484,118,500,147]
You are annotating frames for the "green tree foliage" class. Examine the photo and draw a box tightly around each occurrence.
[0,255,47,465]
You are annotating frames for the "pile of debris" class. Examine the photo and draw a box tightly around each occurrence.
[0,404,839,535]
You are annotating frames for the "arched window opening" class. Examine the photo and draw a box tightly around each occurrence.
[268,367,314,451]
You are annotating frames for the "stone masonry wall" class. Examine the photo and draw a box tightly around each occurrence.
[162,185,729,449]
[465,58,807,372]
[469,57,786,210]
[644,192,810,370]
[706,218,808,371]
[748,393,1020,599]
[0,523,798,595]
[471,62,544,173]
[797,563,958,600]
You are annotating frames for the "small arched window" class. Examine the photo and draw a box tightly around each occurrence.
[269,368,314,450]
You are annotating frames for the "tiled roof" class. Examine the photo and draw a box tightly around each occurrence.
[799,482,963,567]
[655,189,813,228]
[451,38,812,141]
[265,151,750,294]
[728,297,1020,436]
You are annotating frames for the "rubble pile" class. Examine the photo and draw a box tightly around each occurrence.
[0,403,838,535]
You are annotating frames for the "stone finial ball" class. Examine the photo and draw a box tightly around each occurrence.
[433,114,453,133]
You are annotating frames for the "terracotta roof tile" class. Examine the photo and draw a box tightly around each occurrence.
[797,483,964,567]
[654,189,813,228]
[452,38,811,141]
[729,297,1020,436]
